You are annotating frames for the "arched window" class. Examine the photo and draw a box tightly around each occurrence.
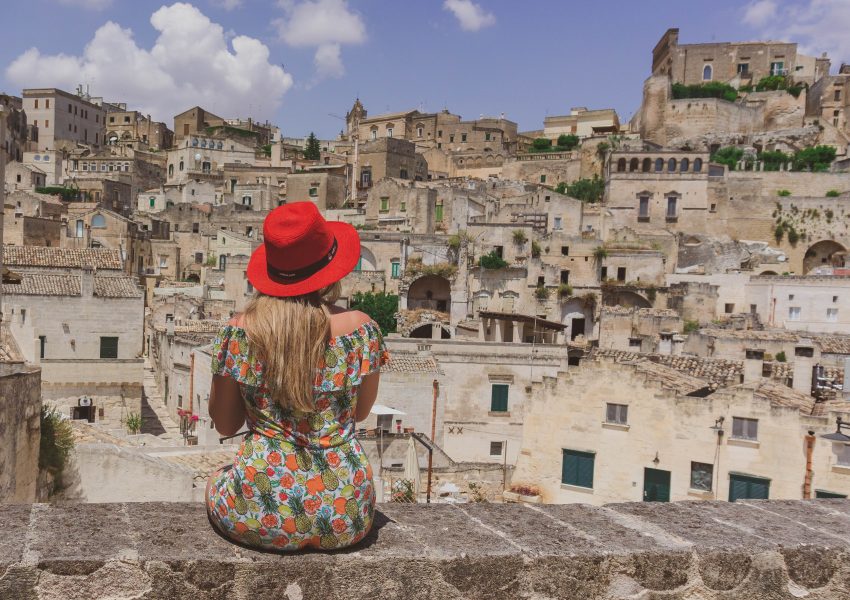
[667,158,677,172]
[370,127,377,141]
[655,158,664,172]
[680,157,690,172]
[91,214,106,229]
[617,158,627,172]
[168,164,174,177]
[642,158,652,172]
[179,160,184,171]
[693,158,703,172]
[629,158,639,172]
[703,64,713,81]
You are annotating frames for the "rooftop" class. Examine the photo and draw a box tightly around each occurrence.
[1,273,142,298]
[3,246,124,270]
[383,351,441,374]
[5,500,850,599]
[594,349,743,387]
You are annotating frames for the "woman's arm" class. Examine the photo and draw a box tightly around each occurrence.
[209,375,246,436]
[354,372,380,422]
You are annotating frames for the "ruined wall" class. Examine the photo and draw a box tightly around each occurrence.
[0,367,41,502]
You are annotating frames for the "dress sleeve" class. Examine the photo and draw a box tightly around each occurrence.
[361,321,390,377]
[211,325,248,381]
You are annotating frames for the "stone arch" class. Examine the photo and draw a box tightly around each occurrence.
[629,158,639,172]
[655,158,664,172]
[693,158,703,172]
[407,274,451,313]
[603,289,652,309]
[667,158,677,172]
[185,273,200,283]
[409,323,451,339]
[680,157,690,171]
[703,64,713,81]
[759,270,778,276]
[359,246,378,270]
[642,158,652,172]
[803,240,847,274]
[617,158,627,172]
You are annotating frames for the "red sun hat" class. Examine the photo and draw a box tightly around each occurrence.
[246,202,360,297]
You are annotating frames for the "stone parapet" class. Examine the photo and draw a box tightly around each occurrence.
[3,500,850,598]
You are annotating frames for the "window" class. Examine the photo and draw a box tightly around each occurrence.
[109,116,115,123]
[179,160,184,171]
[702,64,713,81]
[732,417,758,441]
[737,63,749,75]
[149,197,156,208]
[537,276,545,287]
[192,222,199,233]
[202,161,211,174]
[34,99,38,109]
[417,127,423,137]
[386,127,393,138]
[605,403,628,425]
[391,260,400,278]
[485,132,491,141]
[680,158,689,171]
[99,337,119,359]
[91,215,106,228]
[639,196,650,219]
[159,256,167,268]
[788,306,801,321]
[461,133,467,142]
[308,187,318,197]
[667,158,677,172]
[380,196,389,212]
[561,246,569,256]
[435,202,443,221]
[827,308,838,322]
[400,169,408,179]
[178,395,183,408]
[490,384,509,412]
[39,336,46,360]
[654,158,663,172]
[75,220,84,238]
[561,449,594,488]
[449,135,454,143]
[360,169,372,188]
[690,462,713,491]
[33,120,38,128]
[729,473,769,501]
[770,61,784,76]
[600,266,607,280]
[540,174,546,183]
[617,267,626,281]
[693,158,703,172]
[370,129,377,141]
[833,296,839,303]
[788,294,794,300]
[400,201,406,212]
[195,252,203,264]
[489,441,503,456]
[724,303,735,314]
[437,130,442,138]
[553,217,562,229]
[168,164,174,177]
[629,338,641,348]
[560,270,570,284]
[666,196,677,219]
[816,490,847,498]
[835,89,842,102]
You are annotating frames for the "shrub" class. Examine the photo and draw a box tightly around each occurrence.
[787,227,800,245]
[754,75,802,96]
[350,291,399,334]
[826,190,840,197]
[556,134,579,150]
[260,143,272,157]
[825,209,834,223]
[760,150,790,171]
[710,147,744,171]
[534,286,550,300]
[793,145,836,172]
[562,176,604,203]
[777,189,791,197]
[774,224,785,243]
[557,283,573,299]
[531,138,552,151]
[124,412,142,434]
[593,246,608,260]
[531,240,542,258]
[35,186,80,201]
[776,351,787,362]
[39,406,74,493]
[672,82,738,103]
[683,320,700,334]
[205,254,217,267]
[512,229,528,244]
[479,251,508,270]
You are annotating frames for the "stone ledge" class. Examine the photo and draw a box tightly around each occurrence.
[2,500,850,599]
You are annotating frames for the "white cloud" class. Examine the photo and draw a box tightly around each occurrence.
[744,0,850,67]
[6,3,293,122]
[275,0,365,79]
[742,0,777,27]
[443,0,495,32]
[56,0,113,9]
[213,0,243,9]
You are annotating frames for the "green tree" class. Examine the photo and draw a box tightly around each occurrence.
[531,137,552,152]
[793,145,836,172]
[349,292,398,335]
[479,251,509,270]
[671,82,738,102]
[710,146,744,171]
[304,132,321,160]
[563,176,604,203]
[556,134,579,150]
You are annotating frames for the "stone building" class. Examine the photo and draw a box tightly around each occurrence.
[285,171,345,209]
[104,105,173,151]
[541,107,620,140]
[5,161,46,190]
[355,138,428,203]
[651,28,828,88]
[3,190,65,247]
[172,106,226,143]
[364,178,435,233]
[512,354,850,504]
[806,64,850,143]
[22,88,106,151]
[1,94,30,162]
[1,246,144,427]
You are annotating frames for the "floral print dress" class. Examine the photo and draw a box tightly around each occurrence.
[206,319,389,551]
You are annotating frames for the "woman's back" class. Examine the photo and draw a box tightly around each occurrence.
[206,311,389,551]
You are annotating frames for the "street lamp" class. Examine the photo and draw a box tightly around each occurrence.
[821,416,850,442]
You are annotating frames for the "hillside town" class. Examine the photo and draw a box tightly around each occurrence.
[4,25,850,510]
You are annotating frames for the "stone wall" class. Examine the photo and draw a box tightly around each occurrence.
[0,366,41,502]
[4,501,850,599]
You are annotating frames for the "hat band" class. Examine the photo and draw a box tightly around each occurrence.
[266,237,338,283]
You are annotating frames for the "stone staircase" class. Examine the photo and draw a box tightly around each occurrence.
[141,363,181,442]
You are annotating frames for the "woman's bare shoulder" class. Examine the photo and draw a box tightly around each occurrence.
[328,309,372,337]
[227,314,246,327]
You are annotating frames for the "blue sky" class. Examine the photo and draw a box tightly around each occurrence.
[2,0,849,138]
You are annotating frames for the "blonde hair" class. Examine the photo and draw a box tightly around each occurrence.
[242,281,341,412]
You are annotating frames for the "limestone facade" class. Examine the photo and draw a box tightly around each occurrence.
[22,88,106,151]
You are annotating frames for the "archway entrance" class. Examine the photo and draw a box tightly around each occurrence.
[803,240,847,274]
[406,275,451,313]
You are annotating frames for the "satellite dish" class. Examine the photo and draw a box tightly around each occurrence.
[194,153,202,161]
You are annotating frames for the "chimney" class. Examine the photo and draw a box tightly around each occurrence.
[658,331,673,355]
[743,348,765,383]
[80,266,94,298]
[165,313,175,337]
[671,334,685,356]
[792,344,815,395]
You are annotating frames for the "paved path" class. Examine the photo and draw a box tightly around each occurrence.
[141,360,182,441]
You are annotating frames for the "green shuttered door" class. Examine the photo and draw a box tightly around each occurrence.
[490,384,508,412]
[562,449,594,488]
